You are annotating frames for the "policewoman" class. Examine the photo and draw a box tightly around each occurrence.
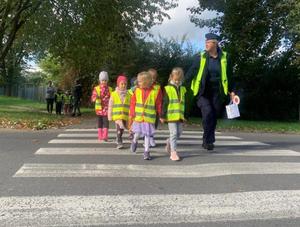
[185,33,235,151]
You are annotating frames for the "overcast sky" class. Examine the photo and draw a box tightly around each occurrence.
[150,0,216,51]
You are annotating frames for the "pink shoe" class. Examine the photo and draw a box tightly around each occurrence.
[98,128,103,140]
[102,128,109,141]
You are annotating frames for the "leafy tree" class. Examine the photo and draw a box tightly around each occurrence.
[1,0,178,94]
[0,0,42,67]
[287,0,300,66]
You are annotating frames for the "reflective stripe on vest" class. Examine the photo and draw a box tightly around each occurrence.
[111,91,131,121]
[94,86,112,112]
[134,87,158,123]
[191,51,228,96]
[165,85,186,121]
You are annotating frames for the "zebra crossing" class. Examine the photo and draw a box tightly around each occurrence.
[2,128,300,226]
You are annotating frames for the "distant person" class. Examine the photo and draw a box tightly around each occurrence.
[72,79,82,117]
[45,81,55,114]
[63,90,73,115]
[185,33,235,151]
[54,88,64,115]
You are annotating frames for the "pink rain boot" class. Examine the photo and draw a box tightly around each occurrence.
[103,128,109,141]
[98,128,103,141]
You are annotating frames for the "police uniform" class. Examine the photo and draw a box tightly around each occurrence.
[185,33,234,150]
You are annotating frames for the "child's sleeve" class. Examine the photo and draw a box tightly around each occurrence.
[129,91,136,118]
[91,88,97,102]
[107,96,113,121]
[155,88,163,117]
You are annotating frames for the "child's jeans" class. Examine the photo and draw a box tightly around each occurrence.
[168,122,182,151]
[116,120,126,144]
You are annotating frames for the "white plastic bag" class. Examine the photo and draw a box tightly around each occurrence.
[226,101,240,119]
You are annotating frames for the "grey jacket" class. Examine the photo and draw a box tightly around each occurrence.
[45,86,55,99]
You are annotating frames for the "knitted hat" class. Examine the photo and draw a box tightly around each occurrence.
[117,74,127,86]
[99,71,108,81]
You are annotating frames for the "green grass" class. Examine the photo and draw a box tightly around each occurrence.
[0,96,93,130]
[188,117,300,133]
[1,96,299,133]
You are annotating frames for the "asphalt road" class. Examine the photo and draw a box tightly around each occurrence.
[0,119,300,226]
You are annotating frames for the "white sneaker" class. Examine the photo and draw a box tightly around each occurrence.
[150,136,156,147]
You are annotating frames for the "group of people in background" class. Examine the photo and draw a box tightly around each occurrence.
[91,67,186,161]
[45,79,82,117]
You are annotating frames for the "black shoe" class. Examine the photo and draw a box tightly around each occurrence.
[202,143,214,151]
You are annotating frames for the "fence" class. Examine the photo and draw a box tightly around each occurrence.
[0,84,47,102]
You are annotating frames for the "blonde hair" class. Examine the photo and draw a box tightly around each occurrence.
[148,68,157,75]
[169,67,184,82]
[137,71,152,88]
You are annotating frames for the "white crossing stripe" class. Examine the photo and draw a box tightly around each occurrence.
[35,148,300,157]
[217,149,300,156]
[36,148,168,156]
[1,191,300,226]
[65,128,221,134]
[57,133,241,140]
[48,139,269,146]
[13,162,300,178]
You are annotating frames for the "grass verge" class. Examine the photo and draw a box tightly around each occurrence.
[0,96,93,130]
[188,117,300,134]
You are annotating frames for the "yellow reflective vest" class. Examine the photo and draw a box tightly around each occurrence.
[165,85,186,121]
[191,51,228,96]
[111,90,131,121]
[134,87,159,124]
[94,85,113,112]
[152,83,161,92]
[63,94,72,104]
[55,93,63,102]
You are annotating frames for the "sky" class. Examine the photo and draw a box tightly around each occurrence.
[149,0,215,51]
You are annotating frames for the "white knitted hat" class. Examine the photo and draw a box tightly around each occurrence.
[99,71,109,81]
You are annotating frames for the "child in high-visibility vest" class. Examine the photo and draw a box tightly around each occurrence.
[148,68,163,147]
[108,75,131,149]
[129,71,162,160]
[54,88,64,115]
[63,90,73,115]
[160,67,187,161]
[91,71,112,141]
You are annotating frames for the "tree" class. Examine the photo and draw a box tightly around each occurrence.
[0,0,42,66]
[287,0,300,66]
